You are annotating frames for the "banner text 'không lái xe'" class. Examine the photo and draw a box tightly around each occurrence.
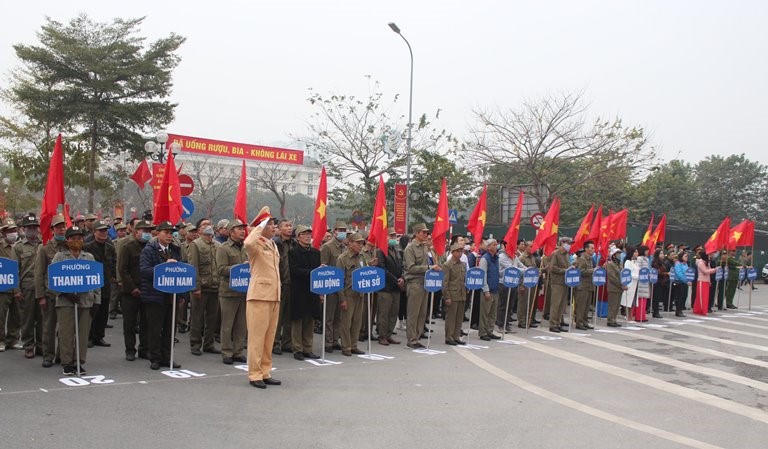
[168,134,304,165]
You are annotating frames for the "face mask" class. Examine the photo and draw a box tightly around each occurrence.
[202,227,214,236]
[25,229,39,241]
[172,232,180,239]
[54,234,66,242]
[336,232,347,241]
[5,232,17,242]
[562,243,571,252]
[464,244,470,251]
[67,240,83,251]
[140,232,152,242]
[388,239,398,247]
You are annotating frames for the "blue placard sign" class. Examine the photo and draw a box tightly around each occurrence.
[649,268,658,285]
[465,267,485,290]
[229,263,250,293]
[424,269,444,293]
[592,267,607,286]
[715,267,724,282]
[747,267,758,281]
[523,267,540,288]
[352,266,385,293]
[0,257,19,291]
[565,267,580,287]
[638,268,650,284]
[738,267,746,281]
[181,196,195,219]
[620,268,632,286]
[48,260,104,294]
[153,262,196,294]
[310,266,344,295]
[502,267,522,288]
[685,267,695,282]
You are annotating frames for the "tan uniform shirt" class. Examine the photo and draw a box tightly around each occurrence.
[244,230,281,302]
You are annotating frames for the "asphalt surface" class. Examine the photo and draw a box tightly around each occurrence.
[2,287,768,449]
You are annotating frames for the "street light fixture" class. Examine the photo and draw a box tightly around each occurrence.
[145,131,180,164]
[388,21,414,232]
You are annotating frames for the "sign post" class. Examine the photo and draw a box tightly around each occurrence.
[592,267,607,328]
[310,266,344,362]
[351,266,386,358]
[501,267,521,340]
[523,267,540,334]
[424,269,444,349]
[153,262,196,372]
[48,259,105,377]
[620,268,632,326]
[464,267,485,342]
[747,267,758,310]
[565,267,580,333]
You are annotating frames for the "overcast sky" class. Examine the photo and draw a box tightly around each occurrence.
[3,0,767,164]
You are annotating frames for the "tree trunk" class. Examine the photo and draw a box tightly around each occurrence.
[88,123,97,212]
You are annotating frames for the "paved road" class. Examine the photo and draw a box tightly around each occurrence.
[2,288,767,449]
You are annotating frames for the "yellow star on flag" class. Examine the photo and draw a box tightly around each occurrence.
[167,186,174,201]
[316,200,326,218]
[376,207,387,226]
[437,216,444,222]
[479,211,486,227]
[539,219,546,230]
[732,231,742,242]
[709,231,718,241]
[551,224,558,235]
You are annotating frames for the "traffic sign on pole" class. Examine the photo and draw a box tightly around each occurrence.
[178,174,195,196]
[181,196,195,219]
[448,209,458,224]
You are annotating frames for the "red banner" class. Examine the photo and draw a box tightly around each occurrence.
[168,133,304,165]
[394,183,407,235]
[151,163,166,203]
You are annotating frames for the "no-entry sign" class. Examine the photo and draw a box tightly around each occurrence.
[178,174,194,196]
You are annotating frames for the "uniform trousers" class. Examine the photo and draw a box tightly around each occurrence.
[376,291,399,340]
[725,279,737,307]
[548,284,568,327]
[324,293,342,347]
[89,292,110,342]
[121,294,147,356]
[517,287,535,326]
[607,291,622,324]
[246,300,279,381]
[57,305,91,366]
[444,299,465,342]
[219,297,247,358]
[144,300,174,363]
[574,288,592,327]
[274,284,292,350]
[291,317,314,354]
[406,282,428,344]
[340,295,364,351]
[19,287,42,352]
[42,296,58,362]
[190,290,219,351]
[0,293,22,346]
[479,292,499,337]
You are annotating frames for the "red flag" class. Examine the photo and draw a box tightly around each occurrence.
[152,147,183,224]
[40,134,65,244]
[704,217,731,254]
[130,159,152,189]
[728,219,755,250]
[367,176,389,256]
[641,214,655,247]
[571,205,594,254]
[586,205,603,247]
[609,209,628,240]
[63,203,73,228]
[234,160,247,224]
[647,214,666,250]
[598,213,614,260]
[467,185,488,247]
[311,167,328,249]
[432,178,450,256]
[502,191,525,249]
[531,197,561,256]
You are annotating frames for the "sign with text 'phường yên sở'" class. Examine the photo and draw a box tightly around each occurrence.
[352,266,385,294]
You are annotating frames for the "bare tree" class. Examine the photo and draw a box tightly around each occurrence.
[470,91,656,212]
[185,156,237,219]
[248,162,297,219]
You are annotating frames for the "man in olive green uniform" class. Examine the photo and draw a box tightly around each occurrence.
[0,219,22,352]
[336,232,367,356]
[187,222,220,355]
[272,219,295,355]
[13,215,42,359]
[176,223,198,334]
[85,219,116,348]
[547,237,572,333]
[574,241,596,330]
[724,249,740,309]
[216,219,248,364]
[118,220,154,361]
[403,223,441,349]
[442,243,467,345]
[109,222,129,319]
[605,248,625,327]
[319,220,347,352]
[517,243,537,329]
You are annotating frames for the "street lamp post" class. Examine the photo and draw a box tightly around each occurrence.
[145,131,180,164]
[388,22,414,232]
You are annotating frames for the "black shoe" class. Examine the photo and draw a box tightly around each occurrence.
[406,342,423,349]
[543,314,550,320]
[460,330,468,336]
[105,323,114,329]
[351,348,365,355]
[109,312,117,320]
[470,324,478,330]
[272,347,282,355]
[125,353,136,361]
[607,322,621,327]
[675,312,686,317]
[456,340,467,345]
[150,362,161,370]
[232,356,247,363]
[294,352,305,361]
[419,333,427,339]
[160,361,181,369]
[489,334,501,339]
[325,346,334,353]
[532,319,540,324]
[42,359,53,368]
[138,351,149,360]
[178,325,188,334]
[87,340,95,348]
[62,365,76,376]
[727,304,738,309]
[332,343,342,350]
[445,340,458,346]
[480,335,491,341]
[191,348,202,356]
[304,352,321,359]
[263,377,281,386]
[652,313,663,318]
[549,327,561,333]
[94,339,111,347]
[250,380,266,389]
[222,357,234,365]
[575,325,588,331]
[203,347,221,354]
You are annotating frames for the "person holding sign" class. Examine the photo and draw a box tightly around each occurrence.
[244,207,282,389]
[672,252,690,317]
[0,218,22,352]
[34,214,69,367]
[516,241,538,330]
[13,215,42,359]
[215,219,248,365]
[140,221,185,370]
[319,220,348,353]
[403,223,440,349]
[288,225,322,360]
[605,249,625,327]
[574,241,596,330]
[442,243,467,345]
[85,220,116,349]
[336,233,368,356]
[52,226,101,376]
[547,237,573,333]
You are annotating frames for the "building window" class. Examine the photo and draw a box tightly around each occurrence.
[289,184,296,193]
[307,185,314,196]
[307,173,315,183]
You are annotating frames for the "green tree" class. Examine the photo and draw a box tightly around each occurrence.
[633,160,698,227]
[2,14,185,210]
